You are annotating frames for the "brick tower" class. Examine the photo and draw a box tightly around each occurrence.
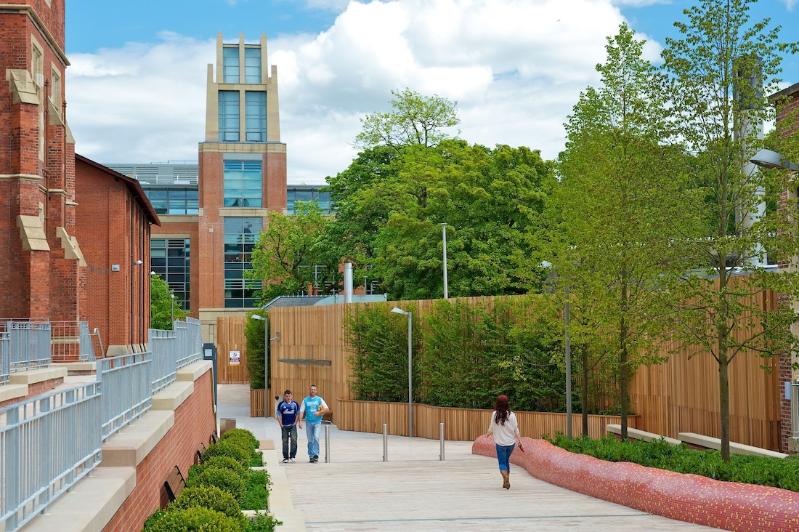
[0,0,86,321]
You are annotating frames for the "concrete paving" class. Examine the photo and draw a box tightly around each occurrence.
[218,384,717,532]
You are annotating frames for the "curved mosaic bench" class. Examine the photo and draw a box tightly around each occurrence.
[472,435,799,531]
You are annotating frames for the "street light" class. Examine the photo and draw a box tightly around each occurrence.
[750,149,799,171]
[441,223,449,300]
[170,293,175,324]
[391,307,414,437]
[541,261,572,438]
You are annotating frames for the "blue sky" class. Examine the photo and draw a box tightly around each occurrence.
[64,1,799,183]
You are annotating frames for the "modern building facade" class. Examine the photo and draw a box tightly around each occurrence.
[109,34,288,342]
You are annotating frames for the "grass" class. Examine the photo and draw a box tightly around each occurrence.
[240,470,268,510]
[547,434,799,492]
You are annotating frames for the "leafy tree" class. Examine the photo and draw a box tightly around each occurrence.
[355,88,459,149]
[150,274,186,330]
[663,0,799,460]
[249,203,339,301]
[244,311,266,389]
[555,24,701,439]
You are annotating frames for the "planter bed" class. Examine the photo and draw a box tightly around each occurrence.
[472,435,799,531]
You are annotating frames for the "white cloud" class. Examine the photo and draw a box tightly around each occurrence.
[305,0,351,10]
[783,0,797,11]
[67,0,662,184]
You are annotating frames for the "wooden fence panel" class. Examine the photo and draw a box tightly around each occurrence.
[216,316,250,384]
[270,289,782,450]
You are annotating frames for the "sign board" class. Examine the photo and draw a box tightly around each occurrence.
[229,350,241,366]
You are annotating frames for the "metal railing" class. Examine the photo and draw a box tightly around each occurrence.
[149,318,202,394]
[98,352,152,441]
[792,382,799,439]
[1,333,9,385]
[0,382,102,530]
[6,321,51,372]
[50,321,96,363]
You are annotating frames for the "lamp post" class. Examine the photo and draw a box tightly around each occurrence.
[441,223,449,299]
[391,307,413,437]
[541,260,572,438]
[170,293,175,324]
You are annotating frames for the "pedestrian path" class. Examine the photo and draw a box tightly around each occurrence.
[218,385,716,531]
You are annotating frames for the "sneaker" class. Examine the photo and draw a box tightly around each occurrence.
[281,458,289,464]
[290,458,296,463]
[309,457,315,463]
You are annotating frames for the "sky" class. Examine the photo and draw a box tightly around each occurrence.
[65,0,799,184]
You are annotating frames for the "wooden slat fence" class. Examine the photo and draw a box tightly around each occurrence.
[269,290,782,450]
[337,400,634,441]
[216,316,251,384]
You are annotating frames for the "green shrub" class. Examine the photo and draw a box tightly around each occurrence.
[144,507,241,531]
[547,435,799,492]
[203,440,252,465]
[245,312,266,389]
[170,486,244,522]
[241,470,268,510]
[221,428,259,451]
[246,513,282,532]
[188,466,245,499]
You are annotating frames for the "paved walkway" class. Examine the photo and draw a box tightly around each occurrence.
[218,385,716,531]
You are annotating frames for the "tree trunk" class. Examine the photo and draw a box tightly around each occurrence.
[620,279,629,440]
[719,351,731,461]
[581,348,590,437]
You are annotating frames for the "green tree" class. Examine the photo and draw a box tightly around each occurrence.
[150,274,186,330]
[249,203,339,301]
[244,311,266,389]
[556,24,701,439]
[355,88,459,149]
[663,0,799,460]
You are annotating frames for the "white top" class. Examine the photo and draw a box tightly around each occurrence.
[488,411,519,447]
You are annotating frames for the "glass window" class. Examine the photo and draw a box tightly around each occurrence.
[286,188,334,214]
[224,160,262,207]
[244,47,261,84]
[223,46,240,83]
[223,217,263,308]
[245,91,266,142]
[150,238,191,311]
[219,91,240,142]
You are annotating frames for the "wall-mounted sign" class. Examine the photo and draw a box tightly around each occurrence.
[229,350,241,366]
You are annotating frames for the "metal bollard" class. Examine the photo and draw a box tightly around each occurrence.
[383,423,388,462]
[324,421,331,463]
[439,422,445,461]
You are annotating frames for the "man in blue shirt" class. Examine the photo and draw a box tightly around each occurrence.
[299,384,328,463]
[275,389,300,463]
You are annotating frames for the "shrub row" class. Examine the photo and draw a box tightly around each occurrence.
[348,297,618,412]
[144,429,281,531]
[548,435,799,492]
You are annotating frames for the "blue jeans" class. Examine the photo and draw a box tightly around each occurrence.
[306,422,321,458]
[496,444,515,472]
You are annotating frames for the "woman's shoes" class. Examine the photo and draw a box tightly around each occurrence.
[501,472,510,489]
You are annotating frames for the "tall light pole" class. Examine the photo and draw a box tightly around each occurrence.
[541,260,572,438]
[170,293,175,324]
[441,223,449,299]
[391,307,413,437]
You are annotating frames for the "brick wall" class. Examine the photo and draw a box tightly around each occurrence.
[103,370,216,531]
[75,158,154,353]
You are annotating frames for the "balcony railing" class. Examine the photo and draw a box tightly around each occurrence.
[0,319,204,531]
[50,321,96,363]
[0,382,102,530]
[5,322,51,373]
[792,382,799,439]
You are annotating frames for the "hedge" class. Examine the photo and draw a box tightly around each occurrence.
[548,435,799,492]
[347,297,610,412]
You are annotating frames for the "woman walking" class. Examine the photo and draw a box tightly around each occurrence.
[485,394,523,489]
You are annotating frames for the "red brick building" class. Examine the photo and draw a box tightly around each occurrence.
[1,1,158,354]
[75,155,160,354]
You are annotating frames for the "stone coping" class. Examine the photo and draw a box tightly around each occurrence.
[0,383,28,403]
[23,467,136,532]
[259,445,306,531]
[606,424,681,446]
[678,432,788,459]
[52,361,96,374]
[152,380,194,411]
[101,410,175,467]
[9,366,67,385]
[176,360,212,382]
[472,435,799,531]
